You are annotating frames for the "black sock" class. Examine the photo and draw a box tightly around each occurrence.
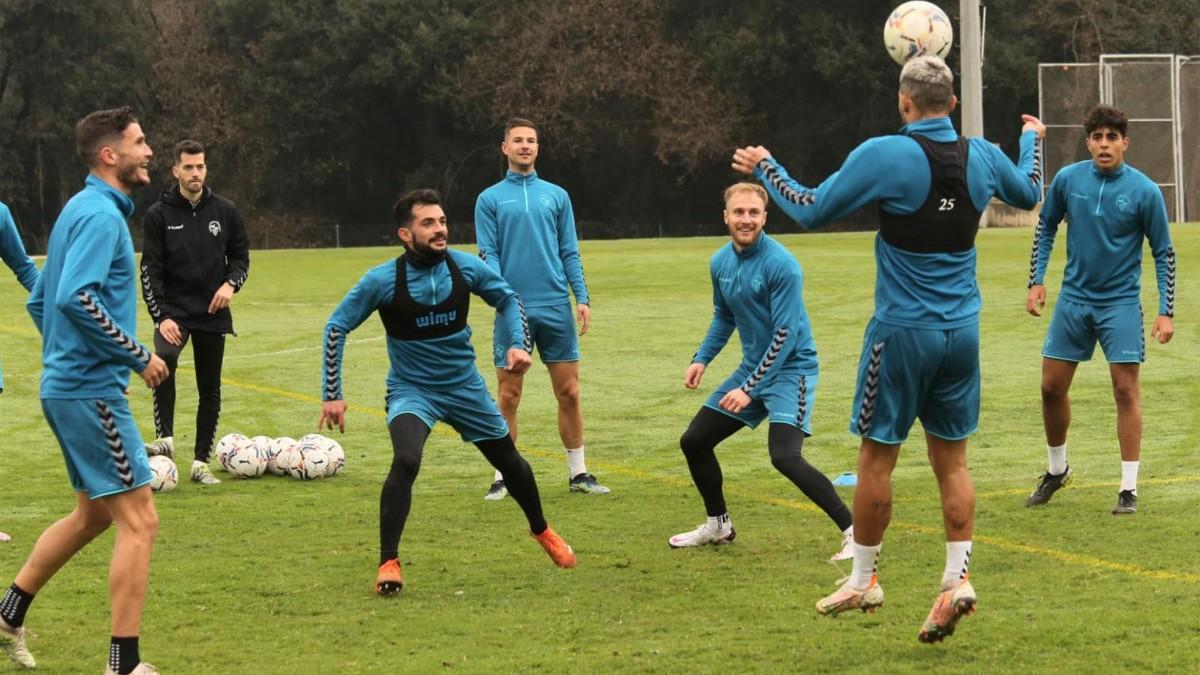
[0,584,34,629]
[109,636,139,674]
[379,550,399,566]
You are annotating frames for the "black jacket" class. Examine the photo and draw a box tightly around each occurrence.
[141,185,250,334]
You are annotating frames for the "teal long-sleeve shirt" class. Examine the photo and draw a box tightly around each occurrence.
[321,249,528,401]
[693,233,819,394]
[474,171,589,308]
[754,116,1042,328]
[1,200,40,393]
[27,175,153,399]
[1028,160,1175,317]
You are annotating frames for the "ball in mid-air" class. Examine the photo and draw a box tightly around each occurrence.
[884,1,953,65]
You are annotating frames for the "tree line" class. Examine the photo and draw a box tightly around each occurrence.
[1,0,1196,251]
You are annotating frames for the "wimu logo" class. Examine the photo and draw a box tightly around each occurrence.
[416,310,457,328]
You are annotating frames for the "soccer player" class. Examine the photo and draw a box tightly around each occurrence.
[733,55,1044,642]
[1,199,39,548]
[474,117,608,500]
[318,188,577,595]
[140,139,250,486]
[1024,104,1176,515]
[669,182,854,561]
[1,107,168,674]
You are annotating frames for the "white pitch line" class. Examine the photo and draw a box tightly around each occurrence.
[176,335,386,365]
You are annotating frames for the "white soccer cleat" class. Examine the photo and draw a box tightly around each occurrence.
[816,575,885,616]
[668,520,735,548]
[0,617,35,669]
[143,436,174,459]
[190,461,222,485]
[830,530,854,562]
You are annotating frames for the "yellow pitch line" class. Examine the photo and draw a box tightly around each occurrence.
[212,375,1198,584]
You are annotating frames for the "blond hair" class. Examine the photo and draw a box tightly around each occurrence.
[899,55,954,113]
[723,182,768,207]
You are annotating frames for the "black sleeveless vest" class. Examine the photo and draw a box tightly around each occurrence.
[377,254,470,341]
[878,134,982,254]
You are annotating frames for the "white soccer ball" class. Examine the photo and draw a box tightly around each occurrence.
[225,443,268,478]
[288,442,328,481]
[148,455,178,493]
[266,437,296,476]
[302,434,345,477]
[215,433,249,472]
[883,1,953,65]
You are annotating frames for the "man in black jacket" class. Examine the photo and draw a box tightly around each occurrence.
[140,140,249,485]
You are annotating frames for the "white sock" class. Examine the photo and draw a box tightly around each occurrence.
[942,541,972,587]
[849,542,880,590]
[566,446,586,478]
[708,513,731,532]
[1047,443,1068,475]
[494,469,504,482]
[1120,461,1139,493]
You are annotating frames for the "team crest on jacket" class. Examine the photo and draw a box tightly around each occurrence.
[1116,195,1131,213]
[751,275,764,293]
[208,220,221,236]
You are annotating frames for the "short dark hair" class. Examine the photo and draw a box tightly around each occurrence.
[75,106,139,168]
[1084,104,1128,136]
[393,188,442,227]
[174,139,205,163]
[504,117,538,140]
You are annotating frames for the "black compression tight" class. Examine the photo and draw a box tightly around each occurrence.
[679,406,852,530]
[380,415,548,564]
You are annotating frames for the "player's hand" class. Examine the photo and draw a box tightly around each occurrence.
[208,282,235,314]
[684,362,706,389]
[732,146,772,175]
[718,388,751,413]
[1151,315,1175,344]
[1021,114,1047,140]
[158,318,183,346]
[577,303,591,336]
[1026,285,1046,316]
[319,399,347,433]
[140,354,169,389]
[505,348,532,375]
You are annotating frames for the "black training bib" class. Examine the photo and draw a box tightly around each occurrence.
[377,254,470,340]
[878,134,981,254]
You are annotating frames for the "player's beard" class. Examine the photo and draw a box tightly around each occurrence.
[405,234,448,266]
[116,157,150,191]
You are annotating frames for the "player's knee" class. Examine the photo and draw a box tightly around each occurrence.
[1040,378,1069,401]
[498,386,522,410]
[76,508,113,538]
[387,454,421,481]
[553,380,580,406]
[1112,381,1139,409]
[679,429,710,458]
[119,508,159,543]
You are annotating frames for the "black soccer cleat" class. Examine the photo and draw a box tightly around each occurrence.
[1111,489,1138,515]
[1025,466,1072,507]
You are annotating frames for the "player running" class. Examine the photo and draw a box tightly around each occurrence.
[318,188,576,596]
[669,182,853,562]
[733,55,1044,642]
[2,107,168,674]
[1024,104,1175,515]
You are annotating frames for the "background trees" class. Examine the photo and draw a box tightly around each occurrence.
[1,0,1196,251]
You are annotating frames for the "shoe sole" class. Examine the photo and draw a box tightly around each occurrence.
[1111,508,1137,515]
[816,596,884,617]
[667,528,736,549]
[918,596,976,643]
[569,486,611,494]
[376,580,404,596]
[483,492,507,501]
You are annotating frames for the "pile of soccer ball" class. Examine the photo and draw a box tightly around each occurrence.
[215,433,346,480]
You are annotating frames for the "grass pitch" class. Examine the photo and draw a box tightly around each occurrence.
[1,226,1197,673]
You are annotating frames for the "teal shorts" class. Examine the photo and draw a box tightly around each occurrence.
[385,372,509,443]
[704,367,818,435]
[42,397,152,499]
[494,302,579,366]
[849,319,980,444]
[1043,299,1144,364]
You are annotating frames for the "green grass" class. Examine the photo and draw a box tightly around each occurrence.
[1,226,1198,673]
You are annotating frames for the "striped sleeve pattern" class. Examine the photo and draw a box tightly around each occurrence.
[1026,221,1043,288]
[739,327,788,395]
[323,326,346,401]
[140,263,165,323]
[1164,247,1176,317]
[77,290,152,366]
[757,159,815,206]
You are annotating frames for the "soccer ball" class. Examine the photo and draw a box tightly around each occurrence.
[288,442,328,481]
[302,434,345,477]
[266,437,296,476]
[225,443,268,478]
[148,455,178,492]
[883,1,953,65]
[215,433,249,472]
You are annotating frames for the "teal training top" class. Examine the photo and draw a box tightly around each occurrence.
[1028,160,1175,317]
[1,201,40,392]
[475,170,589,308]
[28,175,152,399]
